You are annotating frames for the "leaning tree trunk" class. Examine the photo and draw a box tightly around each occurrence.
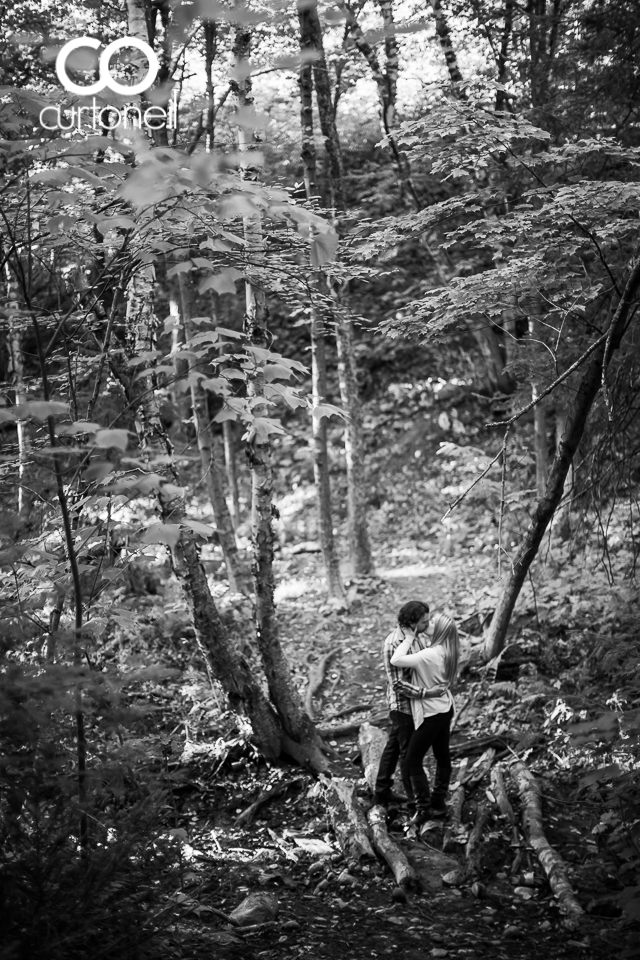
[482,253,640,659]
[233,17,328,771]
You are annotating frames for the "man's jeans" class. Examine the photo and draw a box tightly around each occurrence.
[374,710,415,801]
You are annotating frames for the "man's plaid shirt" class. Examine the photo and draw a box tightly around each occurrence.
[383,626,427,714]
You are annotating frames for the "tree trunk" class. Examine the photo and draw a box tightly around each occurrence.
[482,254,640,659]
[178,273,249,594]
[553,406,573,541]
[428,0,464,86]
[5,264,28,516]
[298,2,346,596]
[298,0,344,212]
[529,311,548,496]
[473,323,514,395]
[302,1,373,577]
[233,17,328,771]
[336,319,374,574]
[311,318,344,597]
[122,0,302,763]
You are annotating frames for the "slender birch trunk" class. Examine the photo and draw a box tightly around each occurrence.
[428,0,464,86]
[298,0,347,594]
[233,17,328,770]
[302,0,374,576]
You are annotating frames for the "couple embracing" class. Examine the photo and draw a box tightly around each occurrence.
[373,600,460,828]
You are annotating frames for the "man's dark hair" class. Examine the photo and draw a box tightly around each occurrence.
[397,601,429,629]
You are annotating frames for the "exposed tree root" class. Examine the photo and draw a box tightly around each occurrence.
[235,776,306,826]
[512,761,584,926]
[304,648,339,719]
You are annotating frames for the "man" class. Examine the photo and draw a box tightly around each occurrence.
[372,600,432,808]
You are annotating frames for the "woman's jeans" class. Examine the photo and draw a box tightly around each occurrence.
[402,707,453,812]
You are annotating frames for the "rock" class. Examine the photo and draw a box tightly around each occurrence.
[314,878,330,894]
[471,882,486,899]
[442,869,466,887]
[540,921,552,931]
[514,886,534,899]
[337,870,357,886]
[229,892,279,927]
[504,925,520,939]
[307,860,325,877]
[431,950,448,958]
[391,886,407,903]
[282,920,301,931]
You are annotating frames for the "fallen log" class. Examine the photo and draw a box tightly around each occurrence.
[465,800,490,879]
[317,711,388,740]
[450,736,510,760]
[367,805,418,892]
[462,747,496,788]
[323,777,376,862]
[443,757,469,852]
[304,648,339,719]
[512,761,584,926]
[358,722,388,793]
[490,763,523,875]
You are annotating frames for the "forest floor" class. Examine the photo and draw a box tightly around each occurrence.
[126,539,639,960]
[105,382,639,960]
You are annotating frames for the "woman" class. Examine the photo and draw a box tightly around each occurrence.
[390,613,460,826]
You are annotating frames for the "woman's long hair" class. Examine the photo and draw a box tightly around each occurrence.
[430,613,460,684]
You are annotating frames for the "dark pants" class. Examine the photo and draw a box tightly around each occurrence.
[374,710,415,801]
[402,708,453,813]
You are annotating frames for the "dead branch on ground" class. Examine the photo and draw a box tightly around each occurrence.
[512,761,584,926]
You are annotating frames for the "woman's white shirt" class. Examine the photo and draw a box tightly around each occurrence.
[390,638,455,729]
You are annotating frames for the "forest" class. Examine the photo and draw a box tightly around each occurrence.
[0,0,639,957]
